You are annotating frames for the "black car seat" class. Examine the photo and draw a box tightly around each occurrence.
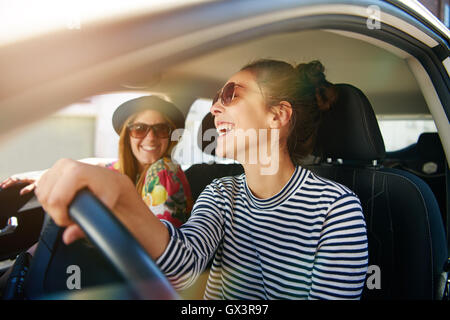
[306,83,448,299]
[384,132,447,226]
[187,83,449,300]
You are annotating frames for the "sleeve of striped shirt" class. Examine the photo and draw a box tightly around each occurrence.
[308,193,369,300]
[155,182,225,290]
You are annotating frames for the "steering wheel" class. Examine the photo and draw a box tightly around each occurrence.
[63,188,179,299]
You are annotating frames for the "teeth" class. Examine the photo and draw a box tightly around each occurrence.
[216,124,234,136]
[141,146,156,151]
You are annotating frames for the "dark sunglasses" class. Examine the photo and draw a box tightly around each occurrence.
[212,82,245,106]
[127,122,172,139]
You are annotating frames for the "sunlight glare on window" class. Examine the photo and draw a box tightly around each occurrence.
[378,119,437,152]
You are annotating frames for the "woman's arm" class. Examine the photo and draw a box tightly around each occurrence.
[155,182,225,289]
[308,193,369,300]
[0,158,117,194]
[35,158,170,260]
[36,158,224,289]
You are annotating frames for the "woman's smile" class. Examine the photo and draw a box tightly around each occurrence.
[140,145,159,152]
[216,121,235,137]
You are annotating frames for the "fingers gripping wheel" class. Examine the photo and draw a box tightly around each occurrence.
[68,188,178,299]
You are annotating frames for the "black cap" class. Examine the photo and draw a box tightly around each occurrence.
[112,95,184,134]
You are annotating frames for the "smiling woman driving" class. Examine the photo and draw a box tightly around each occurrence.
[35,59,368,300]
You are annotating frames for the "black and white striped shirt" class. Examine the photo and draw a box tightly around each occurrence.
[156,165,368,299]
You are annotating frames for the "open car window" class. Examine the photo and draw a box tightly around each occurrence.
[378,117,438,152]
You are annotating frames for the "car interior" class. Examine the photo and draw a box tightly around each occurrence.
[0,8,448,300]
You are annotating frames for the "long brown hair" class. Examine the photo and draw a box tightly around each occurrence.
[117,111,177,194]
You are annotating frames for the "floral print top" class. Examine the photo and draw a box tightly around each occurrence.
[106,157,192,228]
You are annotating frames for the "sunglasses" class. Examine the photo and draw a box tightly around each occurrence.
[212,82,245,106]
[127,122,172,139]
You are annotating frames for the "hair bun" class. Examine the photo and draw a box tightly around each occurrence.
[315,85,337,111]
[295,60,326,87]
[296,60,337,111]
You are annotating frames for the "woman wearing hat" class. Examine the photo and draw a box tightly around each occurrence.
[106,95,192,227]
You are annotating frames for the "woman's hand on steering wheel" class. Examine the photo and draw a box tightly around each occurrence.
[0,177,37,195]
[35,158,135,245]
[35,158,170,261]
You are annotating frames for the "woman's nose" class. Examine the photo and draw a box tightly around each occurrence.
[210,101,223,116]
[143,127,157,141]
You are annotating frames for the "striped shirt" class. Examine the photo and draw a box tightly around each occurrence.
[156,165,368,299]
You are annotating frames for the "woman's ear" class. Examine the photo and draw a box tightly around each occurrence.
[268,101,292,129]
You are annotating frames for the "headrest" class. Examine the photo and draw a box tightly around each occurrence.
[313,83,386,161]
[198,112,217,155]
[417,132,444,161]
[198,84,386,161]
